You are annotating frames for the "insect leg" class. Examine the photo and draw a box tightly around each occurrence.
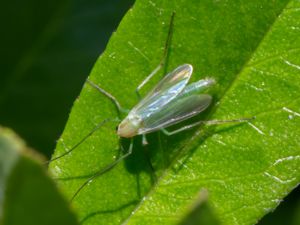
[46,118,117,164]
[142,134,149,145]
[161,117,255,136]
[86,79,125,116]
[70,138,134,201]
[142,144,157,183]
[135,12,175,99]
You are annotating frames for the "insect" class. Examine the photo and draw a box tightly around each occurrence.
[49,12,253,201]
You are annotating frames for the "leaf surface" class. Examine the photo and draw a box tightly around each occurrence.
[49,0,300,224]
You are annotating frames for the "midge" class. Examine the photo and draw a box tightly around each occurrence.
[50,12,253,200]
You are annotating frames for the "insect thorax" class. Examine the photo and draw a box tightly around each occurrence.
[117,112,142,138]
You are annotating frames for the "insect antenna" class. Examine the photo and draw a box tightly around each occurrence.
[46,118,116,164]
[70,138,134,202]
[46,77,125,165]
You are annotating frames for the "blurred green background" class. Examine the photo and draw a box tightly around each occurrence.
[0,0,133,158]
[0,1,299,224]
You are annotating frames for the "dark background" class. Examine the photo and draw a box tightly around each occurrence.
[0,0,133,157]
[0,1,298,224]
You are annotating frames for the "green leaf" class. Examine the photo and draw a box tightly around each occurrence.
[0,127,78,225]
[49,0,300,224]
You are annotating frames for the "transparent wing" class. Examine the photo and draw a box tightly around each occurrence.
[138,94,212,134]
[132,64,193,119]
